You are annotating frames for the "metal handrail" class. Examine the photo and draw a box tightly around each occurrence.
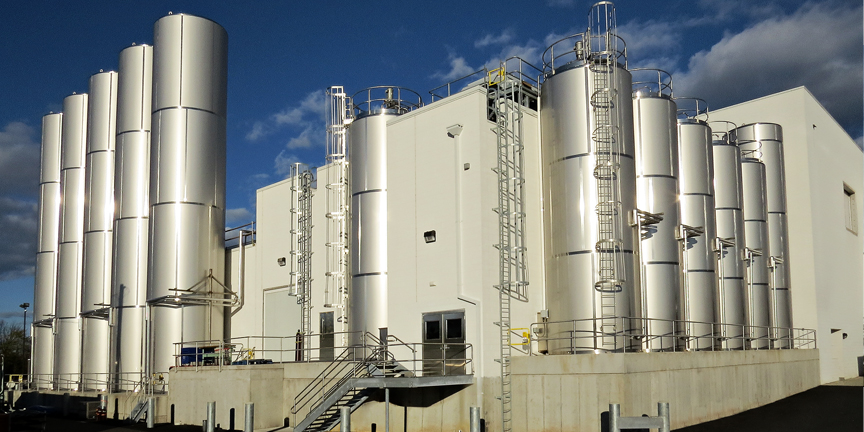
[352,86,422,117]
[429,68,491,101]
[675,97,709,121]
[710,120,738,143]
[541,33,627,73]
[630,68,673,97]
[530,316,817,354]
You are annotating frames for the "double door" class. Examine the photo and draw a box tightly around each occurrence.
[422,311,466,376]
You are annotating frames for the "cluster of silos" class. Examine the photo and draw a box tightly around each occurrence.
[30,13,228,390]
[538,1,793,353]
[348,87,420,345]
[539,2,638,353]
[732,123,792,348]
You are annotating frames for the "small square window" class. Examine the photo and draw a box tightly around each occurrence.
[843,183,857,235]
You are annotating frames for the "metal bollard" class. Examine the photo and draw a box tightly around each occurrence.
[244,402,254,432]
[658,402,670,432]
[469,406,481,432]
[147,397,155,429]
[608,403,620,432]
[340,406,351,432]
[206,401,216,432]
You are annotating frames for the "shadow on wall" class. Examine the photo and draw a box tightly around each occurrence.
[858,356,863,376]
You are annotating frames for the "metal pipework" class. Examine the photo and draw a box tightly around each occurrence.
[632,82,679,351]
[81,70,118,391]
[54,93,89,390]
[740,158,771,349]
[470,407,481,432]
[340,406,351,432]
[710,122,746,349]
[676,101,717,351]
[111,43,153,391]
[231,229,252,317]
[147,13,228,375]
[732,123,791,348]
[32,112,63,388]
[147,397,155,428]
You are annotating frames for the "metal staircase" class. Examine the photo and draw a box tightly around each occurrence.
[292,335,470,432]
[489,60,533,432]
[325,87,352,340]
[588,1,625,350]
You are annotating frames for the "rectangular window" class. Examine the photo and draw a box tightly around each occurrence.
[844,183,858,234]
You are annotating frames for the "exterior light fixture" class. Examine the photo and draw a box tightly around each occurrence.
[423,230,437,243]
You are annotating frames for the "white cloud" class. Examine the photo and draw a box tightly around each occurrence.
[432,54,476,81]
[475,30,514,48]
[286,125,321,149]
[674,2,863,132]
[245,90,327,142]
[0,122,40,280]
[225,207,254,226]
[855,136,863,150]
[0,122,40,196]
[616,19,681,70]
[274,151,301,177]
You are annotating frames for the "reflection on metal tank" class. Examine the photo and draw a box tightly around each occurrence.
[111,44,153,390]
[148,14,228,374]
[349,87,421,345]
[54,93,89,389]
[732,123,791,348]
[676,106,717,351]
[80,71,117,390]
[710,123,746,350]
[631,69,679,351]
[32,113,63,388]
[540,26,638,353]
[740,157,770,349]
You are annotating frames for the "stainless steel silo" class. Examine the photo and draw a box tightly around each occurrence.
[676,110,717,350]
[54,93,89,389]
[732,124,791,348]
[147,14,228,374]
[631,70,679,351]
[348,87,421,345]
[32,112,63,388]
[80,71,117,391]
[111,44,153,390]
[740,157,770,349]
[710,124,747,350]
[540,26,638,353]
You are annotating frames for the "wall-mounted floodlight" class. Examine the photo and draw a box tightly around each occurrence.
[277,257,287,266]
[423,230,437,243]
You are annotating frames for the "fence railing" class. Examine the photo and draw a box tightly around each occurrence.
[530,317,816,354]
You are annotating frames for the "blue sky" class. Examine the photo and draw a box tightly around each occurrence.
[0,0,861,329]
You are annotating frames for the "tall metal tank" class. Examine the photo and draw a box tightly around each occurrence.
[710,122,747,349]
[54,93,89,389]
[676,101,717,350]
[540,5,638,353]
[740,157,770,349]
[32,112,63,388]
[349,87,421,345]
[111,44,153,390]
[80,71,117,390]
[631,69,679,351]
[734,123,790,348]
[147,14,228,374]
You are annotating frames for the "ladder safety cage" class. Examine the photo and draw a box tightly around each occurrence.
[325,86,352,343]
[489,57,538,432]
[290,163,315,339]
[586,1,627,351]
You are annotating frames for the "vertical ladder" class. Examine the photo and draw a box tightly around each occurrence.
[296,165,315,339]
[490,64,528,432]
[289,164,303,296]
[325,87,352,342]
[589,2,624,350]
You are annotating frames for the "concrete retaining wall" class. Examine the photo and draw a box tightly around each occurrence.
[500,349,820,432]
